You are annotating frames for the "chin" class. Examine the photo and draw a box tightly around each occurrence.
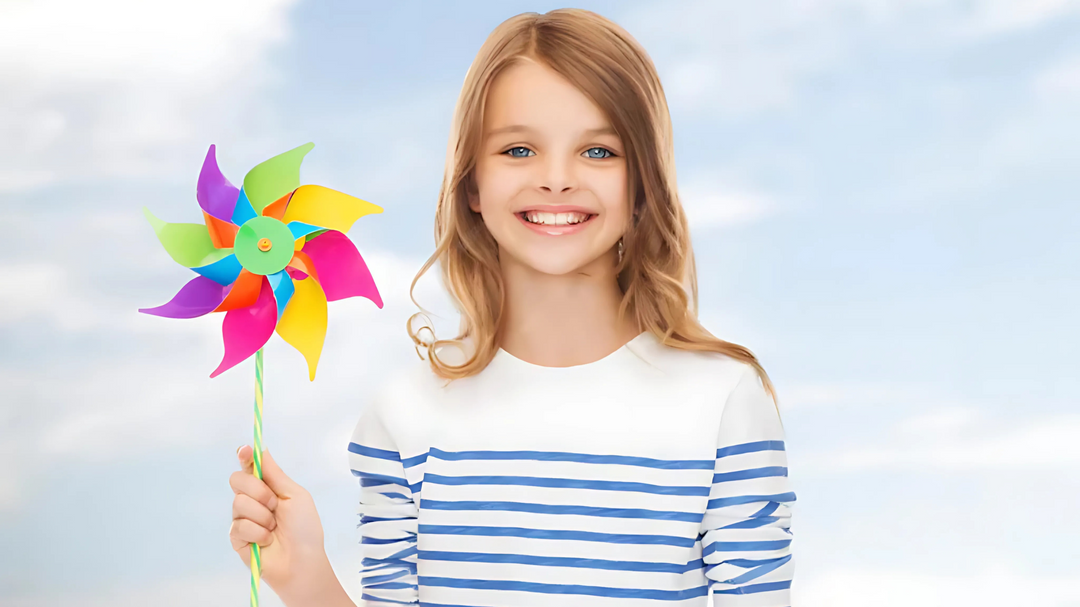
[515,251,605,276]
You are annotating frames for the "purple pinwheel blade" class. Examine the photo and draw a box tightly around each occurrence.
[139,275,227,319]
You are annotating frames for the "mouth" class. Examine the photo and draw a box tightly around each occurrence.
[516,209,597,235]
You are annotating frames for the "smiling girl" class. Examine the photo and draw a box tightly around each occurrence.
[229,8,795,607]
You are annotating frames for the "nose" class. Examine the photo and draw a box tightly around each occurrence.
[538,153,575,194]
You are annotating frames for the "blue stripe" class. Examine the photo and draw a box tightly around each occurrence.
[350,469,422,495]
[420,498,703,522]
[191,253,242,286]
[361,515,415,524]
[363,568,414,585]
[716,440,785,459]
[751,501,781,517]
[429,447,714,470]
[362,535,416,545]
[712,466,787,484]
[713,579,792,595]
[418,549,701,573]
[359,593,419,605]
[418,576,709,601]
[702,539,792,556]
[418,524,695,547]
[363,556,417,569]
[721,554,793,585]
[720,516,781,529]
[707,492,797,509]
[348,441,402,462]
[423,473,709,496]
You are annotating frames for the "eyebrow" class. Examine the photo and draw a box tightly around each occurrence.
[484,124,619,138]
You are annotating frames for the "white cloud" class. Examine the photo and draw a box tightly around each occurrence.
[801,413,1080,473]
[624,0,1080,117]
[0,0,299,191]
[679,179,777,229]
[795,563,1080,607]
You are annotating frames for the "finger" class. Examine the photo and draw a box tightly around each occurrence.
[259,449,300,497]
[230,518,274,548]
[232,492,277,531]
[229,470,279,511]
[228,521,253,564]
[237,445,254,475]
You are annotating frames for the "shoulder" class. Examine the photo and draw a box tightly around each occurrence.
[630,331,757,395]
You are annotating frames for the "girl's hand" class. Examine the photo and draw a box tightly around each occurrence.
[228,445,330,595]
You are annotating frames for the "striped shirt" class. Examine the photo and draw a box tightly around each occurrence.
[347,331,796,606]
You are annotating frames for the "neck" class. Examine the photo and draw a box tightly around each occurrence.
[497,248,641,367]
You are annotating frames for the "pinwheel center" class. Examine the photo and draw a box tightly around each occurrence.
[234,216,294,275]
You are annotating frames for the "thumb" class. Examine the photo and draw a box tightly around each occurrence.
[259,449,300,497]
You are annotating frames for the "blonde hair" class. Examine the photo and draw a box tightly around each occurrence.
[407,8,780,408]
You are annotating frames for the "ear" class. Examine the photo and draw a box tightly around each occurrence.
[467,189,480,213]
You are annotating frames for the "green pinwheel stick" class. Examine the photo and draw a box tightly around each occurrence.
[139,143,383,606]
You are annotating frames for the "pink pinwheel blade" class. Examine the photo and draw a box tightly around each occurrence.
[197,144,240,222]
[210,278,277,378]
[139,276,227,319]
[302,230,383,307]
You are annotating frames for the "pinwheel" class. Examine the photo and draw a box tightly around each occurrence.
[138,143,383,607]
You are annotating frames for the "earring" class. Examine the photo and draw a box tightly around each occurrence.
[617,236,624,263]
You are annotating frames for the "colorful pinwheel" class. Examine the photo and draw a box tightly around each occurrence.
[139,142,383,607]
[139,143,383,379]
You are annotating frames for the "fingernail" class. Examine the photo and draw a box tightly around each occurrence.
[236,445,244,458]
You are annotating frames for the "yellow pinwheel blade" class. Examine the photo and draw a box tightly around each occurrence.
[276,275,328,381]
[281,185,382,233]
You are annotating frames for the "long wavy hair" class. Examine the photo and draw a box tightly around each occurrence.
[407,8,780,411]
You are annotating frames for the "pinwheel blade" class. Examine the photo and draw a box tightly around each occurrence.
[286,250,319,282]
[281,185,382,234]
[276,274,328,381]
[243,142,314,214]
[192,252,242,286]
[261,191,293,221]
[214,269,263,312]
[197,144,240,222]
[138,276,227,319]
[267,270,295,319]
[210,278,277,378]
[203,211,238,249]
[301,230,383,307]
[287,221,324,240]
[143,207,233,268]
[230,187,258,226]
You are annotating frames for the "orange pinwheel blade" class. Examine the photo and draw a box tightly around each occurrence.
[261,191,293,221]
[287,250,320,282]
[213,270,263,312]
[203,211,238,249]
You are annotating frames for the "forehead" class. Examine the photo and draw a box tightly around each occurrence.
[483,58,612,134]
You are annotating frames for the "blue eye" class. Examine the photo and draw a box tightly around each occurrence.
[505,146,534,157]
[585,147,614,159]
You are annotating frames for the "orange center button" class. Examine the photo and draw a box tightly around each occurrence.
[257,238,272,252]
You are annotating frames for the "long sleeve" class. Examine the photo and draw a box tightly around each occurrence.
[700,364,796,606]
[348,402,420,606]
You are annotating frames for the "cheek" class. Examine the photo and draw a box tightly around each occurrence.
[474,161,526,211]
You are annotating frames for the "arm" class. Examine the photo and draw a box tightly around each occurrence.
[700,364,797,606]
[348,404,420,606]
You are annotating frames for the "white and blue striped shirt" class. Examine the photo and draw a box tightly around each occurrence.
[348,331,796,606]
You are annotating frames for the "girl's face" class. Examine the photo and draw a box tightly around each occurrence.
[470,58,630,276]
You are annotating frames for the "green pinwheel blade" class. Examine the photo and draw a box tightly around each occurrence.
[143,207,233,268]
[243,142,315,214]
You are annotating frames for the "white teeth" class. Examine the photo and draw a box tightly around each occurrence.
[524,211,590,226]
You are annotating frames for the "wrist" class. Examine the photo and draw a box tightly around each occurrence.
[275,550,351,607]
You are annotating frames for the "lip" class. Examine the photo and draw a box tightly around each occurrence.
[517,204,596,214]
[516,209,596,235]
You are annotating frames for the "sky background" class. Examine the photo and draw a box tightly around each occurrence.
[1,0,1078,605]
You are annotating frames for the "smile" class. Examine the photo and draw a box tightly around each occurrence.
[517,211,597,235]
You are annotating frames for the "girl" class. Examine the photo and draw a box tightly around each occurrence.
[229,8,796,607]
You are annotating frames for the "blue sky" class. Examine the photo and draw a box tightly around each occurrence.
[1,0,1078,605]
